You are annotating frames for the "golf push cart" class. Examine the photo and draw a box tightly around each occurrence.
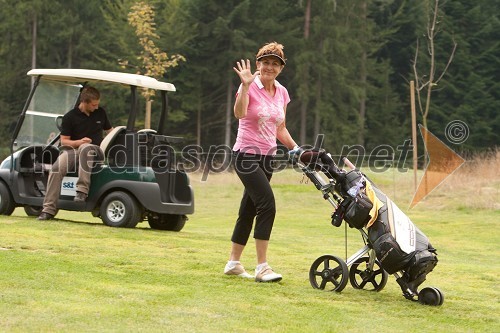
[0,69,194,231]
[293,148,443,306]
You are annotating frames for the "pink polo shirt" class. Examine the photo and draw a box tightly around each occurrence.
[233,76,291,156]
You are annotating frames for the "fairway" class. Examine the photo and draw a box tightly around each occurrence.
[0,167,498,332]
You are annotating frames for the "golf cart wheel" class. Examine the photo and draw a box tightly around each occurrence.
[349,257,388,291]
[309,255,349,292]
[148,214,187,231]
[0,182,15,215]
[418,287,444,306]
[24,205,43,217]
[100,191,143,228]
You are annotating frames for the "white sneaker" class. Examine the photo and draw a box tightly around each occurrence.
[255,264,282,283]
[224,263,254,278]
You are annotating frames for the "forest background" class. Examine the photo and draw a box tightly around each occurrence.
[0,0,498,160]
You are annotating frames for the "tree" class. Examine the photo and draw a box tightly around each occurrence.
[122,0,185,129]
[428,0,500,151]
[0,0,498,156]
[296,0,338,146]
[412,0,457,152]
[0,0,44,147]
[166,0,254,147]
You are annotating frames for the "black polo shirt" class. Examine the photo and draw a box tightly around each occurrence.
[61,107,112,146]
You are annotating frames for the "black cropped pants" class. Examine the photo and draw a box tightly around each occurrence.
[231,152,276,245]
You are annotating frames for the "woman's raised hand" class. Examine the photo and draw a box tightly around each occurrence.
[233,59,259,86]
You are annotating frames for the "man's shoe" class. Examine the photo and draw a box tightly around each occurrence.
[224,263,254,278]
[37,212,54,221]
[255,264,282,283]
[74,191,88,202]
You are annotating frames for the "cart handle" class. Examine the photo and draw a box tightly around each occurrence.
[342,157,356,171]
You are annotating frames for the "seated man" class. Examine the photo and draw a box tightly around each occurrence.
[38,86,113,220]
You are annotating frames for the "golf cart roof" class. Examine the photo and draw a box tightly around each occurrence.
[27,68,176,92]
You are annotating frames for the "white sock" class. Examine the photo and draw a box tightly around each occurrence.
[256,262,268,272]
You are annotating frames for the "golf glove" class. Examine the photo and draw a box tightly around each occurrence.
[288,145,303,164]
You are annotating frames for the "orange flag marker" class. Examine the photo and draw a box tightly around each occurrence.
[410,125,465,208]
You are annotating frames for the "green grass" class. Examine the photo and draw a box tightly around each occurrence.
[0,169,499,332]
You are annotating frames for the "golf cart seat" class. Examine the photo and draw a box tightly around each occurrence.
[100,126,126,157]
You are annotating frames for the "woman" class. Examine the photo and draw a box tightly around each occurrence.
[224,42,299,282]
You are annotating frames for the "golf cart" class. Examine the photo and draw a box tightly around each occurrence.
[0,69,194,231]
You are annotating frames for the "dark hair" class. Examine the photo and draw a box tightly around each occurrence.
[80,86,100,103]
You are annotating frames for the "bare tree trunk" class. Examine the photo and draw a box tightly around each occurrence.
[358,0,367,146]
[145,99,151,129]
[313,38,324,137]
[196,100,201,146]
[300,94,308,145]
[31,12,37,87]
[299,0,312,145]
[412,0,457,167]
[67,33,73,68]
[358,71,366,145]
[304,0,311,39]
[313,77,321,136]
[224,76,232,147]
[422,0,438,161]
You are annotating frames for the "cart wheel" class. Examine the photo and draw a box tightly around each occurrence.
[0,182,15,215]
[432,287,444,305]
[349,257,388,291]
[148,214,187,231]
[309,255,349,292]
[99,191,143,228]
[418,287,443,306]
[24,205,43,217]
